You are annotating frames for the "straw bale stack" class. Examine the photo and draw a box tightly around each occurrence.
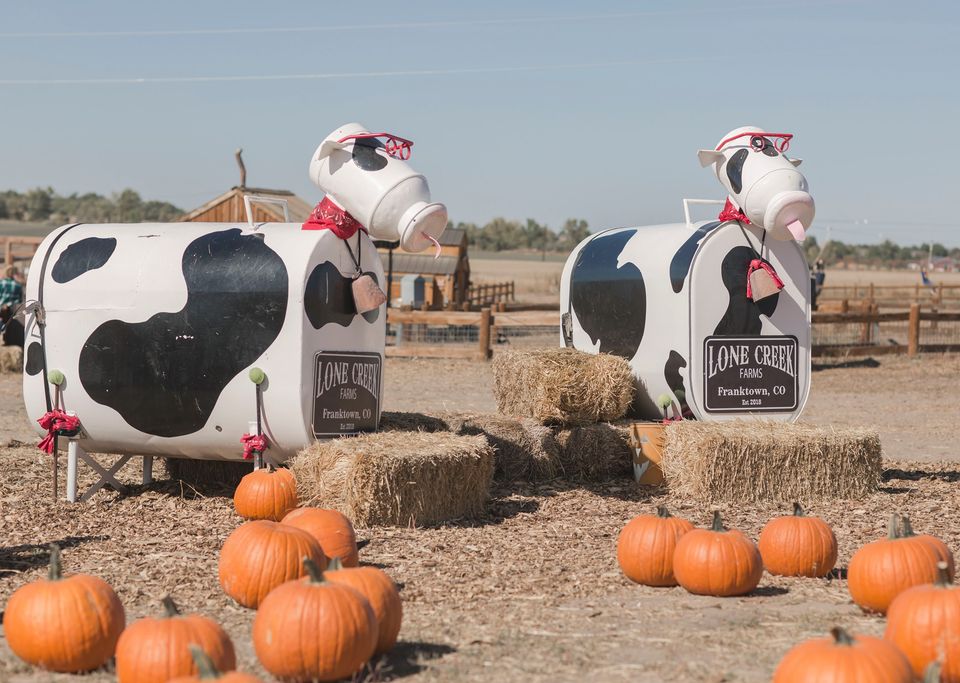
[0,345,22,373]
[554,422,634,481]
[448,414,560,482]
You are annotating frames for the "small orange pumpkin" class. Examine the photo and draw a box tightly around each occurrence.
[116,596,236,683]
[616,506,694,586]
[848,513,943,614]
[233,466,298,521]
[167,645,264,683]
[218,519,326,608]
[3,544,125,673]
[773,626,913,683]
[253,557,378,682]
[673,511,763,597]
[758,502,838,578]
[901,516,955,581]
[324,556,402,654]
[886,561,960,681]
[282,507,360,567]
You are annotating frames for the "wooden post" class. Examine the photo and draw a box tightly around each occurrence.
[478,307,492,360]
[4,239,12,267]
[868,282,875,302]
[930,307,939,331]
[937,283,944,305]
[914,283,920,301]
[840,299,849,313]
[908,303,920,357]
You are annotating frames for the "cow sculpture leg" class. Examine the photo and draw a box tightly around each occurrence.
[63,438,157,502]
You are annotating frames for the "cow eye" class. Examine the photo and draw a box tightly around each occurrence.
[750,136,765,152]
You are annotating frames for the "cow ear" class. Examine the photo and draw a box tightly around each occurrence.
[698,149,725,167]
[787,157,803,167]
[315,139,347,160]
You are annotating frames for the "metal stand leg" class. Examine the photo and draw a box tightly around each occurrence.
[142,455,154,485]
[66,439,79,503]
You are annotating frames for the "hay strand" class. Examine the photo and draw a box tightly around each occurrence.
[0,345,22,373]
[450,414,560,482]
[661,420,881,502]
[554,423,634,481]
[492,348,635,426]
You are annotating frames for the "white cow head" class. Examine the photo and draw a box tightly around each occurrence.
[309,122,448,252]
[698,126,814,241]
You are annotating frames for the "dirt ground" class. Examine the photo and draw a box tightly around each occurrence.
[0,354,958,682]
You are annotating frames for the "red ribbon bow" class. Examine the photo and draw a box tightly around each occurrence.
[37,410,81,454]
[746,259,785,300]
[241,433,267,460]
[301,196,367,240]
[718,198,751,224]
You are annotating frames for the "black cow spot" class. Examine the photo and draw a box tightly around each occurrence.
[664,350,688,409]
[79,229,288,437]
[352,137,387,172]
[51,237,117,283]
[25,341,43,375]
[669,221,721,293]
[304,262,381,329]
[569,230,645,359]
[713,246,779,336]
[725,149,748,194]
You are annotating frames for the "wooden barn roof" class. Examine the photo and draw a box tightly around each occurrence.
[179,186,314,223]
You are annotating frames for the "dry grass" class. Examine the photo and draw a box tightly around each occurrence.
[492,349,635,426]
[291,432,495,526]
[379,411,452,433]
[661,420,882,503]
[445,413,560,482]
[0,345,22,373]
[554,422,634,481]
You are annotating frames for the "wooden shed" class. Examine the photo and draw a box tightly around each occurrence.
[377,227,470,309]
[179,186,314,224]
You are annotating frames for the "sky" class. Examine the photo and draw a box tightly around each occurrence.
[1,0,959,246]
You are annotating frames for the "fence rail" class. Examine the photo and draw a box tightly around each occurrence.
[466,281,515,307]
[1,236,44,266]
[818,283,960,308]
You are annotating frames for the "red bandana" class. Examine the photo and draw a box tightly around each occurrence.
[718,198,751,224]
[302,196,367,240]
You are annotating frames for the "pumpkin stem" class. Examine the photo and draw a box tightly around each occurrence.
[327,556,344,571]
[710,511,725,532]
[303,556,325,583]
[47,544,62,581]
[830,627,855,646]
[900,516,916,538]
[792,502,804,517]
[162,595,182,618]
[188,644,222,680]
[923,661,942,683]
[887,513,900,540]
[935,561,951,587]
[656,506,672,518]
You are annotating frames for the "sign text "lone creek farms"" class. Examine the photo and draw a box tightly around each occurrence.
[315,359,380,399]
[706,340,796,380]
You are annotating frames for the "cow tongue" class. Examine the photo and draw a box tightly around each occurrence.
[786,219,806,241]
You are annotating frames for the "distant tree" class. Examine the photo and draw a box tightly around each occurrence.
[558,218,590,249]
[24,187,53,221]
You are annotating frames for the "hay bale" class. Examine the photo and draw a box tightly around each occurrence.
[554,423,634,481]
[379,411,451,433]
[0,345,22,373]
[450,414,560,482]
[661,420,882,502]
[161,457,251,491]
[492,348,635,426]
[291,432,494,526]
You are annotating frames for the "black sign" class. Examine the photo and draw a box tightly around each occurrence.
[312,351,382,437]
[703,336,798,413]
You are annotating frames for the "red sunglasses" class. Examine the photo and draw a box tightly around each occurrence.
[337,132,414,160]
[715,131,793,153]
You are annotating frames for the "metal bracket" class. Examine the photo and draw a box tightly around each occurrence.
[682,198,725,229]
[243,194,290,228]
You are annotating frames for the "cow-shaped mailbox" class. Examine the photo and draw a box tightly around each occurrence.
[560,126,814,422]
[22,122,447,462]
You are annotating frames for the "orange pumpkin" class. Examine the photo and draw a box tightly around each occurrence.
[773,626,913,683]
[848,513,943,614]
[901,516,956,581]
[219,519,326,608]
[116,596,236,683]
[758,502,838,578]
[282,507,360,567]
[253,558,378,682]
[233,466,298,521]
[167,645,263,683]
[616,506,694,586]
[673,511,763,597]
[3,544,125,673]
[324,556,402,654]
[886,561,960,681]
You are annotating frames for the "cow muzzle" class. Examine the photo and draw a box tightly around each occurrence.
[369,175,448,252]
[743,169,815,241]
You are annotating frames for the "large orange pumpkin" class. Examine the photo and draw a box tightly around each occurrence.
[253,558,378,682]
[616,506,694,586]
[3,544,125,673]
[115,597,235,683]
[773,626,913,683]
[324,556,402,654]
[901,516,956,581]
[282,507,360,567]
[886,561,960,681]
[167,645,263,683]
[673,511,763,597]
[758,502,838,578]
[848,513,943,614]
[219,519,326,608]
[233,467,298,521]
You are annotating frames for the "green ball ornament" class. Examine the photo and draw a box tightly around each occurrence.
[656,392,674,409]
[47,369,65,386]
[248,367,265,385]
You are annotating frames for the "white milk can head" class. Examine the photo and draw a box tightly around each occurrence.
[308,122,448,251]
[698,126,815,241]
